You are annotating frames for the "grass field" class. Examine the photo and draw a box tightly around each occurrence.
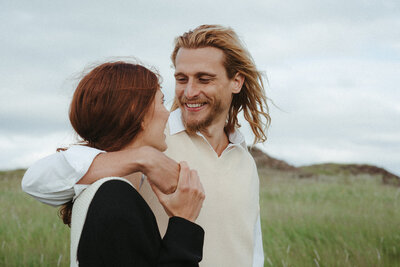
[1,169,399,266]
[259,169,400,267]
[0,170,69,266]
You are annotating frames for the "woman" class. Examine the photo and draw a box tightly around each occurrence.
[60,61,205,266]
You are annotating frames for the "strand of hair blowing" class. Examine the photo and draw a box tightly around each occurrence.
[59,62,159,226]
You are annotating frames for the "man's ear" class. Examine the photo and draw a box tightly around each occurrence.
[231,72,245,94]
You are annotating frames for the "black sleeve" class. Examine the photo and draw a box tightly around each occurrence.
[77,180,204,267]
[159,217,204,267]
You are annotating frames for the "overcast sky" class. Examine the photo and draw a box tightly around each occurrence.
[1,0,399,175]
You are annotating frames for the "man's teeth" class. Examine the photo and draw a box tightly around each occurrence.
[186,103,204,108]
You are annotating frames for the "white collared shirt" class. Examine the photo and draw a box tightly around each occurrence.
[21,108,264,266]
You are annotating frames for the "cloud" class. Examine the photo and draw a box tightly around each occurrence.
[253,57,400,174]
[0,132,76,170]
[1,0,399,175]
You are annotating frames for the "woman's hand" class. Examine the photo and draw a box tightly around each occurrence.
[138,146,179,194]
[150,161,205,223]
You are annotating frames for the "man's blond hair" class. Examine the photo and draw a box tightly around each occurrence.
[171,24,271,143]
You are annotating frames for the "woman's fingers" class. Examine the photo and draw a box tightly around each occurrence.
[178,161,191,190]
[189,169,205,200]
[149,181,163,200]
[152,161,205,222]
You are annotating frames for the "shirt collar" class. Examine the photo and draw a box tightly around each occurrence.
[168,108,247,149]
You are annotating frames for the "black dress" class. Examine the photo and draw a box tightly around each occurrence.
[77,180,204,267]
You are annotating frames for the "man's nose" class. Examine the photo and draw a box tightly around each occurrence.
[184,79,200,99]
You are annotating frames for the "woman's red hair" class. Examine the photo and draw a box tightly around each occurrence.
[70,61,159,151]
[60,61,160,226]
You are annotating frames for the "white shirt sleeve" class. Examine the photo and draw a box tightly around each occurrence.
[21,146,104,206]
[252,213,264,267]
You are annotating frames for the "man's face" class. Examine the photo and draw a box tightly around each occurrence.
[174,47,238,134]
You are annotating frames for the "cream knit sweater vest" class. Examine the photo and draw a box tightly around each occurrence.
[69,177,132,267]
[139,129,260,267]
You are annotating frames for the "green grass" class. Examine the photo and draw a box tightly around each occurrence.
[1,169,399,266]
[259,170,400,267]
[0,170,69,266]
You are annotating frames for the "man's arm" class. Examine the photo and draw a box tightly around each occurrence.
[79,146,179,194]
[22,145,179,206]
[22,146,103,206]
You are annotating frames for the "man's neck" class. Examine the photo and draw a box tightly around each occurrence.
[199,123,230,157]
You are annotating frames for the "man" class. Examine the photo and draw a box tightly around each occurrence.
[22,25,270,266]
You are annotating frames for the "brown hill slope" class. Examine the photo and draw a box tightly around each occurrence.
[248,146,400,186]
[248,147,296,171]
[300,163,400,186]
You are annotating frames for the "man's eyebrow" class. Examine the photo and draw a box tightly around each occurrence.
[174,72,186,77]
[174,72,217,78]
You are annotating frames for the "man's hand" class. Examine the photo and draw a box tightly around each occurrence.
[150,161,205,223]
[138,146,179,194]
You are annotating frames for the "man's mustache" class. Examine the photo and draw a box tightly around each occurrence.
[179,95,211,104]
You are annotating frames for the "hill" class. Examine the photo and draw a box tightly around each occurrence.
[248,146,400,186]
[248,146,297,171]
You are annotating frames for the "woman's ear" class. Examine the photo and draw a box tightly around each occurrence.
[140,103,155,131]
[140,111,149,131]
[231,72,245,94]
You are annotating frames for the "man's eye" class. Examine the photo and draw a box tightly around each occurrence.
[176,77,187,83]
[199,78,210,83]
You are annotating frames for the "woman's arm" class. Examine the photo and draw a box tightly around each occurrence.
[77,180,204,267]
[159,217,204,266]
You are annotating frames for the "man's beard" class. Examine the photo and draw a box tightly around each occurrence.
[179,96,224,135]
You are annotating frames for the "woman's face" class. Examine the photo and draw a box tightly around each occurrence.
[140,90,170,151]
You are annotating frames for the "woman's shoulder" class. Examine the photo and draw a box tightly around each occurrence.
[88,178,138,207]
[88,178,153,218]
[92,178,137,203]
[72,178,137,219]
[74,177,129,204]
[91,177,134,192]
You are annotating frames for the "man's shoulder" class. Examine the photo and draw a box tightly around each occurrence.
[238,147,258,168]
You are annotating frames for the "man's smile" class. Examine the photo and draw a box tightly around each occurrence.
[184,102,207,112]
